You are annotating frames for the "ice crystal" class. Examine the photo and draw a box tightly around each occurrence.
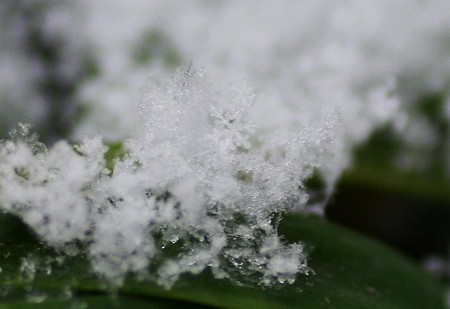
[0,68,336,288]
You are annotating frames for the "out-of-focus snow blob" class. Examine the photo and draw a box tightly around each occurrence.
[3,0,450,181]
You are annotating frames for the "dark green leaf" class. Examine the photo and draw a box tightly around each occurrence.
[0,213,446,308]
[342,164,450,203]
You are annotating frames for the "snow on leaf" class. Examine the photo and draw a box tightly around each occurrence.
[0,67,337,288]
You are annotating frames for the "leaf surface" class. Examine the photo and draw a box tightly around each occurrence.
[0,213,446,308]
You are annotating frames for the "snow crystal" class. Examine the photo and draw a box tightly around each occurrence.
[0,68,336,288]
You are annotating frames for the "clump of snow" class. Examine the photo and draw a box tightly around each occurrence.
[0,123,107,245]
[0,68,336,287]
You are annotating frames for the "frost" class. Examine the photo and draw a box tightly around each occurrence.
[0,68,336,288]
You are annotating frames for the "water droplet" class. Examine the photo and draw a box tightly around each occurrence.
[44,264,52,275]
[26,291,47,304]
[65,245,79,257]
[59,286,73,300]
[19,256,37,282]
[287,276,295,284]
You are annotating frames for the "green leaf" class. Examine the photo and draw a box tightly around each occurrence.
[105,142,126,172]
[0,295,204,309]
[342,164,450,203]
[347,94,450,204]
[0,213,446,308]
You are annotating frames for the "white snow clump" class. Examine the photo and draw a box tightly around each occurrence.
[0,68,337,288]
